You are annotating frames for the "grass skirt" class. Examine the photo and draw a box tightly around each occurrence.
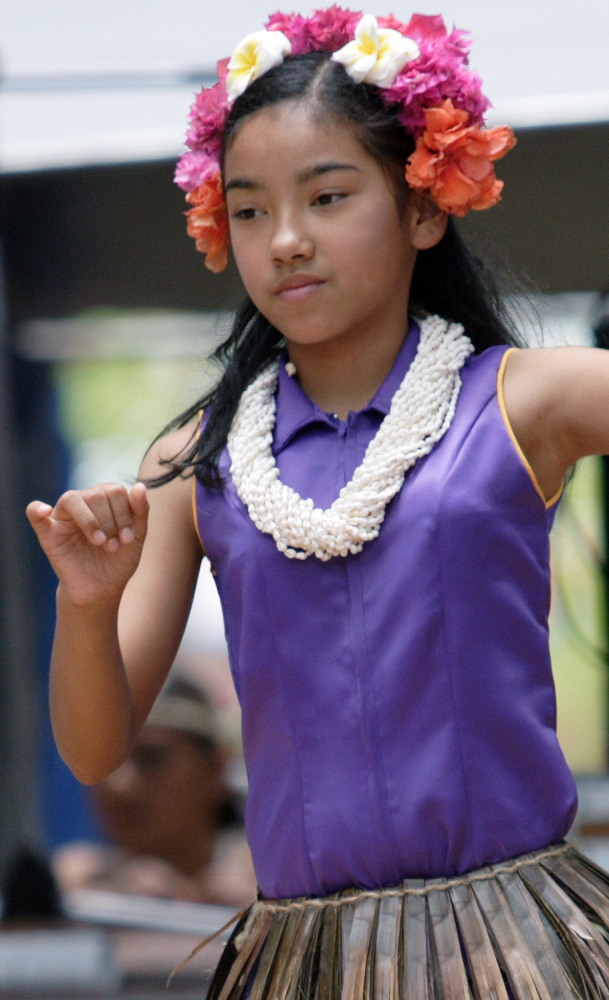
[204,842,609,1000]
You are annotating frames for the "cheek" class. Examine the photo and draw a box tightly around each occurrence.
[341,199,402,255]
[354,209,413,278]
[229,234,263,293]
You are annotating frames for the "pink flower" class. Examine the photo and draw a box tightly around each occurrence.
[216,57,230,81]
[266,12,310,54]
[402,13,451,42]
[267,6,361,54]
[381,20,490,134]
[304,6,361,51]
[174,150,220,192]
[185,174,230,273]
[186,81,230,151]
[377,14,410,34]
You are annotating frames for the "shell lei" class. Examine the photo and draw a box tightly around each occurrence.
[228,315,474,560]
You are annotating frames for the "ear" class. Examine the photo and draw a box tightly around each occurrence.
[406,191,448,250]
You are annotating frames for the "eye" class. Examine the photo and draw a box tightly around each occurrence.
[231,206,264,221]
[313,192,345,207]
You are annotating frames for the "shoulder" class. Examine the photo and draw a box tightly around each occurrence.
[502,344,609,490]
[504,343,588,378]
[502,344,608,426]
[503,342,609,380]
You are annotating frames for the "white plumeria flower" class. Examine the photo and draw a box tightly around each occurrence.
[226,29,292,101]
[331,14,419,88]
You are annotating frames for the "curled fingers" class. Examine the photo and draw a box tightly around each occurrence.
[55,484,142,551]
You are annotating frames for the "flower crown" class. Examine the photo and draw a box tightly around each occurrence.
[176,6,516,273]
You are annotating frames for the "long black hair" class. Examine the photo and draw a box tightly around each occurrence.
[150,52,523,489]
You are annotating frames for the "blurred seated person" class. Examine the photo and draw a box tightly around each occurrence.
[54,678,256,907]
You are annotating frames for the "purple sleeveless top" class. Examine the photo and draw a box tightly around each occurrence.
[194,324,578,899]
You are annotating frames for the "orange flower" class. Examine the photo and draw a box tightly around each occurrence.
[405,100,516,216]
[185,174,230,273]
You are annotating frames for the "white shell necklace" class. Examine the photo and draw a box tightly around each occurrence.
[228,315,474,561]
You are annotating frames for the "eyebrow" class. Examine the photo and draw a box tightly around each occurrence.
[224,161,360,194]
[297,161,360,184]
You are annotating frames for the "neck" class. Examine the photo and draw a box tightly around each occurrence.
[287,322,411,420]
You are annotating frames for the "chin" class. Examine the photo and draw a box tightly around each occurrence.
[279,326,341,346]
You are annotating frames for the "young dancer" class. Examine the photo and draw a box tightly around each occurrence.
[27,8,609,997]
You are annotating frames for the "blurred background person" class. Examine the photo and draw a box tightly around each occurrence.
[54,677,255,907]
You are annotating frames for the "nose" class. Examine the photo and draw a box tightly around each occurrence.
[270,209,314,265]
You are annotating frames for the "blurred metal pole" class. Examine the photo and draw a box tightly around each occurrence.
[0,239,43,879]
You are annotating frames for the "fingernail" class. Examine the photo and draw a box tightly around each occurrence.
[93,530,106,545]
[120,527,135,544]
[107,537,119,553]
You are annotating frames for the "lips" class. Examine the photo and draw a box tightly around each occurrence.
[275,274,326,301]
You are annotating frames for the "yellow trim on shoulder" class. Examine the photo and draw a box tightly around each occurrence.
[191,409,206,553]
[497,348,564,510]
[191,474,206,553]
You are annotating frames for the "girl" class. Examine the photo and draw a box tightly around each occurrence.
[27,7,609,998]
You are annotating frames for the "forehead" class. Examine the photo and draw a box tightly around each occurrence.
[224,102,372,177]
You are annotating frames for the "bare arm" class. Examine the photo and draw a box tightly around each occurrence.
[503,345,609,501]
[26,424,203,784]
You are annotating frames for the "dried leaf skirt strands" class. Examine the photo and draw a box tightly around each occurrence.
[204,843,609,1000]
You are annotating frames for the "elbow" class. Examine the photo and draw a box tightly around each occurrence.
[51,708,135,786]
[55,736,131,786]
[70,762,116,786]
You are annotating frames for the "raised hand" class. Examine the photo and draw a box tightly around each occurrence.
[26,481,150,607]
